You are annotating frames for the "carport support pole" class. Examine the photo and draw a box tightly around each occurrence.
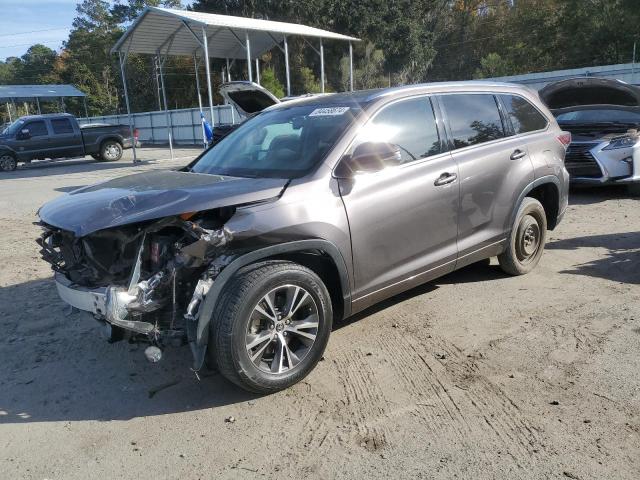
[157,53,174,160]
[193,55,207,149]
[245,32,253,82]
[118,52,138,163]
[320,38,325,93]
[226,58,231,81]
[6,102,12,123]
[82,97,88,118]
[284,36,291,96]
[36,97,41,115]
[349,41,354,92]
[255,58,260,85]
[202,26,215,139]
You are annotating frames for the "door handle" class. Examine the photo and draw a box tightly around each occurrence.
[510,149,527,160]
[434,172,457,186]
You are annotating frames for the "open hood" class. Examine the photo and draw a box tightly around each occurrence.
[38,170,288,237]
[220,81,280,118]
[539,78,640,113]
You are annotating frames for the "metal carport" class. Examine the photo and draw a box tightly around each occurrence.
[0,84,88,123]
[111,7,360,162]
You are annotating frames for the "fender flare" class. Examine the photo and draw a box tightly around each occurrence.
[97,135,125,150]
[509,175,561,229]
[0,146,17,158]
[194,239,352,354]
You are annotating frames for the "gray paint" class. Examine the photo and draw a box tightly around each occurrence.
[40,81,569,356]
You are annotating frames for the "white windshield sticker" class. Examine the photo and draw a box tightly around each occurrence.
[309,107,350,117]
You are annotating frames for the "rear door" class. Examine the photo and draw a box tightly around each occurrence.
[16,120,51,160]
[437,93,535,265]
[338,95,460,311]
[49,117,84,158]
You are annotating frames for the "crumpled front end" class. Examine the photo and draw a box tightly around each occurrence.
[37,209,236,359]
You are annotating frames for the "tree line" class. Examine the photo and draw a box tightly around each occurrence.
[1,0,638,122]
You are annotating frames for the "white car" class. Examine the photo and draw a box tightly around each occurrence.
[540,77,640,191]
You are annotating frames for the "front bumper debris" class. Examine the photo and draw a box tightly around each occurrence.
[55,272,155,334]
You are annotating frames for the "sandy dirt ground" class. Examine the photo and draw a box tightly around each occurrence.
[0,148,639,480]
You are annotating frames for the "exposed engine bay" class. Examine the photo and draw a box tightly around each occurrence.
[37,208,237,361]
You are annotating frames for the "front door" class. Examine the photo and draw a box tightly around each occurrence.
[338,95,460,312]
[16,120,51,161]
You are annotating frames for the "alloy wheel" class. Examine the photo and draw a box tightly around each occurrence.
[245,284,319,375]
[104,143,121,161]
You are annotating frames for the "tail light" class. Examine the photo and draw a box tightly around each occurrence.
[133,128,139,142]
[557,132,571,148]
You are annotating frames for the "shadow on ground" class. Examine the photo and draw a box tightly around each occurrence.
[547,231,640,284]
[0,278,256,425]
[569,185,638,205]
[0,260,506,424]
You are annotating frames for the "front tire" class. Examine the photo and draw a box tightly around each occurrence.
[498,197,547,275]
[0,154,17,172]
[99,140,123,162]
[210,261,333,393]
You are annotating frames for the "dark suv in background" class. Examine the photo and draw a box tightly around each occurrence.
[37,82,569,393]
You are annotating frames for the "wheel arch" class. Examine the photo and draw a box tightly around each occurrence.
[99,136,123,149]
[192,239,352,369]
[511,176,561,231]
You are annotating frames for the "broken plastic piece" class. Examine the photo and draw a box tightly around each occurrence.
[144,346,163,363]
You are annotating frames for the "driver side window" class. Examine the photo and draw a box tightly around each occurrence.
[24,120,48,137]
[350,96,442,163]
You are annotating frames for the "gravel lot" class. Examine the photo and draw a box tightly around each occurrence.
[1,148,639,479]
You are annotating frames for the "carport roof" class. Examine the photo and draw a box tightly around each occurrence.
[112,7,360,59]
[0,84,86,102]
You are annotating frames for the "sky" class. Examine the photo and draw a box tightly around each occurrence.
[0,0,77,61]
[0,0,192,62]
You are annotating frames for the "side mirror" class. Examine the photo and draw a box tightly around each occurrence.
[337,141,402,176]
[17,129,31,140]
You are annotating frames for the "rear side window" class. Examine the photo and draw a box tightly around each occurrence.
[25,121,48,137]
[51,118,74,134]
[440,94,505,149]
[500,95,548,134]
[352,96,441,163]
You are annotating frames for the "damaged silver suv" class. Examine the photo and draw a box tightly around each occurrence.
[37,82,569,393]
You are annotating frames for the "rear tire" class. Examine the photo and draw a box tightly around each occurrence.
[209,260,332,394]
[498,197,547,276]
[0,153,17,172]
[99,140,123,162]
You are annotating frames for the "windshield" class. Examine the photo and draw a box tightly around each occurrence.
[191,104,362,178]
[2,119,25,135]
[556,109,640,124]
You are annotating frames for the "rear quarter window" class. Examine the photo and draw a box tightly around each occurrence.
[500,95,548,134]
[440,94,506,149]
